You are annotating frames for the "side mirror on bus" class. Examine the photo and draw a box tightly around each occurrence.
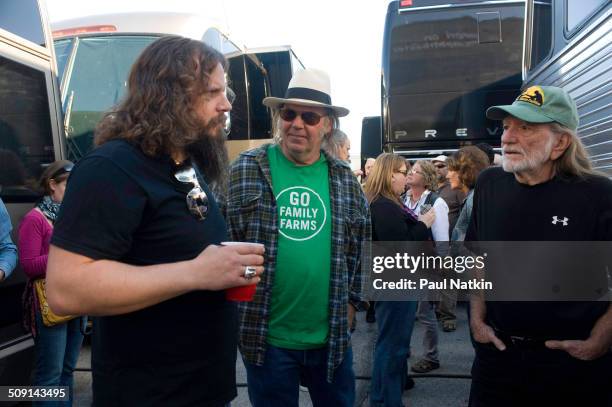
[360,115,382,170]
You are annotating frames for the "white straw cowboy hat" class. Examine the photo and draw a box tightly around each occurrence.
[263,68,349,117]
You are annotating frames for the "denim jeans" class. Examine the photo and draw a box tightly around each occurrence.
[370,300,418,407]
[437,288,457,321]
[244,344,355,407]
[33,313,85,407]
[416,300,439,363]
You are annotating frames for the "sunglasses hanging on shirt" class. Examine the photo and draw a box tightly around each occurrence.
[174,166,209,221]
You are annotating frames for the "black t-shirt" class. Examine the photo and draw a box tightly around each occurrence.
[52,140,236,407]
[466,166,612,339]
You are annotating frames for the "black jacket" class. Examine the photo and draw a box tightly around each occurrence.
[370,196,429,241]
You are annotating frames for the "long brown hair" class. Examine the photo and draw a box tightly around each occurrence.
[364,153,406,205]
[447,146,489,189]
[95,35,229,189]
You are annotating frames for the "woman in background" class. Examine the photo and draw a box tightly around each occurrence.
[19,160,83,406]
[447,146,490,241]
[366,153,435,407]
[404,159,450,374]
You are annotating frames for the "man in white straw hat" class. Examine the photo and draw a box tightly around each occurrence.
[226,68,370,407]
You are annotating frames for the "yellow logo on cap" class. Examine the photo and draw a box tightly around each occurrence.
[517,86,545,107]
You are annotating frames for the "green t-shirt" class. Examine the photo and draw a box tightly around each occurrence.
[267,144,332,349]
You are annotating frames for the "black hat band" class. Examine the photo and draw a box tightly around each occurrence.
[285,87,331,105]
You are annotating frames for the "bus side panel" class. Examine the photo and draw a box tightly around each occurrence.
[526,6,612,176]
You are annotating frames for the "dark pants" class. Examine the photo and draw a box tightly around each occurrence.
[469,342,612,407]
[244,344,355,407]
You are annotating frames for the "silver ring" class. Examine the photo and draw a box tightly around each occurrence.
[244,266,257,279]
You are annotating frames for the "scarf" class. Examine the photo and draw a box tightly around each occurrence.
[36,195,61,224]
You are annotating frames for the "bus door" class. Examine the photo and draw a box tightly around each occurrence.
[0,0,65,389]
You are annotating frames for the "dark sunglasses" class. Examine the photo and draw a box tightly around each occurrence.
[434,164,447,169]
[280,108,324,126]
[174,166,209,221]
[50,163,74,180]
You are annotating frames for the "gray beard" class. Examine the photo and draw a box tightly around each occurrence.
[502,138,554,174]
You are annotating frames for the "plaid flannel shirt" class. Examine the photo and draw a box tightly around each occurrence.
[226,144,371,382]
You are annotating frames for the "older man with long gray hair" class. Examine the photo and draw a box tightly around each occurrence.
[467,86,612,406]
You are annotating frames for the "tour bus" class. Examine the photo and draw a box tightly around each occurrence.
[368,0,525,162]
[363,0,611,171]
[51,13,304,161]
[0,0,65,389]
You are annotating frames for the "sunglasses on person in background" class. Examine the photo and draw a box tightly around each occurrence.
[279,108,324,126]
[434,163,447,169]
[50,163,74,180]
[174,166,209,221]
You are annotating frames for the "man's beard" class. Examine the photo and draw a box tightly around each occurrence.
[187,114,229,196]
[502,135,554,173]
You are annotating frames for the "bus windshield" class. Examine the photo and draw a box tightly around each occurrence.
[381,0,524,153]
[56,35,159,160]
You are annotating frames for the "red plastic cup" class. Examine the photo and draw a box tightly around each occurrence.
[221,241,264,302]
[226,283,257,302]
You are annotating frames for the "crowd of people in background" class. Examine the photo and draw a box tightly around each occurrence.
[0,35,610,407]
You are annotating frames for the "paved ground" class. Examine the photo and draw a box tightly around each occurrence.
[73,304,474,406]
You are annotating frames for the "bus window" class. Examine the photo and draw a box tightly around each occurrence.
[566,0,607,32]
[59,35,158,160]
[383,1,524,147]
[388,8,523,96]
[0,55,55,202]
[0,0,46,47]
[530,0,553,69]
[54,38,74,84]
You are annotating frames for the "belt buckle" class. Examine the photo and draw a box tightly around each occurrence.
[509,335,527,346]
